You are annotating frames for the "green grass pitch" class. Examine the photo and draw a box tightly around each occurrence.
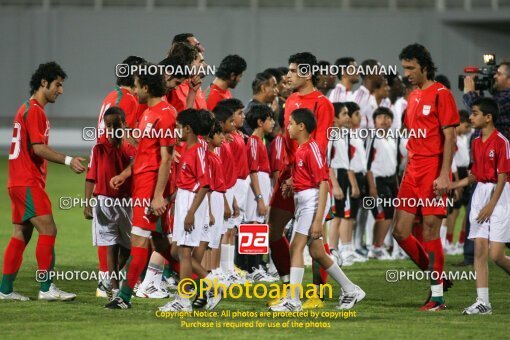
[0,158,508,339]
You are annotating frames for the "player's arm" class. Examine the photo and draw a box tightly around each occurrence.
[314,102,335,153]
[223,194,232,220]
[110,162,133,190]
[434,126,456,196]
[32,144,85,173]
[329,168,344,200]
[184,186,209,231]
[207,192,215,226]
[84,180,94,220]
[151,146,172,216]
[450,173,476,190]
[311,180,328,239]
[347,170,359,198]
[186,76,202,109]
[250,171,266,216]
[477,172,507,223]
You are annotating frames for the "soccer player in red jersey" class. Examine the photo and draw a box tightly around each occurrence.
[85,107,136,297]
[97,56,146,137]
[205,55,247,110]
[105,65,178,309]
[268,52,334,290]
[0,62,85,301]
[270,108,364,311]
[392,44,460,311]
[450,98,510,315]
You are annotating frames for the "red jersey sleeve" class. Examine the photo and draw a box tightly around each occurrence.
[307,142,329,187]
[120,94,139,129]
[157,115,175,147]
[167,83,188,113]
[270,136,284,172]
[247,137,259,172]
[86,145,99,182]
[196,146,210,189]
[313,100,334,154]
[437,88,460,129]
[496,137,510,174]
[25,107,47,145]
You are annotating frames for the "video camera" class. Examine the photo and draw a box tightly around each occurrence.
[458,54,496,94]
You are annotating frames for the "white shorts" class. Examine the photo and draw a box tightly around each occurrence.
[292,189,331,237]
[92,195,132,249]
[232,176,250,226]
[173,189,207,247]
[245,172,271,223]
[224,188,235,231]
[208,191,225,249]
[468,182,510,243]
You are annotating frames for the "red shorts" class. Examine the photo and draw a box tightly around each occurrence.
[9,186,52,224]
[132,172,170,234]
[397,156,449,216]
[269,167,294,213]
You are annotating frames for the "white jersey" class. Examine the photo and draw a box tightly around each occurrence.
[328,83,353,103]
[398,137,409,173]
[360,92,391,130]
[391,97,407,131]
[350,133,367,173]
[367,136,397,177]
[327,128,350,170]
[351,85,371,129]
[454,133,470,168]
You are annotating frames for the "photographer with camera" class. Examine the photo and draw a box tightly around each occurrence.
[463,61,510,139]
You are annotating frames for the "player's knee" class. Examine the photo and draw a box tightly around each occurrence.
[392,227,406,241]
[490,251,505,266]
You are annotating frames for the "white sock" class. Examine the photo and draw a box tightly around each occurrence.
[326,263,355,292]
[141,263,162,289]
[228,244,236,271]
[220,244,230,273]
[289,267,304,301]
[431,283,443,298]
[365,213,374,246]
[340,242,352,253]
[440,225,447,247]
[392,239,402,256]
[477,287,489,305]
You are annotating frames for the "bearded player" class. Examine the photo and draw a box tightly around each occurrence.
[393,44,459,311]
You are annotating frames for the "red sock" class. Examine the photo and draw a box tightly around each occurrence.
[0,238,26,294]
[423,238,444,285]
[458,230,466,244]
[36,235,56,292]
[412,223,423,243]
[398,234,429,271]
[169,255,198,280]
[269,236,290,277]
[97,246,108,272]
[446,233,453,244]
[319,243,330,284]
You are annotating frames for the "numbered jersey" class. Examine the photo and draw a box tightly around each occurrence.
[8,99,50,189]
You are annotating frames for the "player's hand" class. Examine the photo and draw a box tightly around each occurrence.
[454,188,462,202]
[433,174,450,196]
[184,212,195,231]
[189,75,202,92]
[225,133,234,142]
[224,201,232,220]
[476,202,495,224]
[83,206,93,220]
[463,76,476,94]
[257,200,267,216]
[151,195,167,216]
[310,221,322,240]
[172,149,181,164]
[232,200,240,218]
[70,157,86,174]
[209,213,215,226]
[281,178,293,199]
[110,174,126,190]
[332,185,344,200]
[351,184,360,198]
[369,186,378,199]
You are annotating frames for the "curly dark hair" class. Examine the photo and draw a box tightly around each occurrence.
[136,63,166,98]
[288,52,318,86]
[29,61,67,95]
[116,56,146,87]
[399,43,437,80]
[215,55,247,80]
[246,104,273,130]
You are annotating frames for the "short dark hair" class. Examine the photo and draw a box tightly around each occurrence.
[372,75,387,90]
[360,59,379,80]
[172,33,194,44]
[435,74,451,89]
[215,55,247,80]
[136,63,166,98]
[318,60,331,75]
[217,98,244,113]
[277,66,289,76]
[399,43,437,80]
[177,108,204,135]
[289,52,318,86]
[264,68,283,84]
[252,71,274,94]
[159,53,190,79]
[472,97,500,123]
[459,109,470,123]
[373,106,394,121]
[167,42,198,64]
[29,61,67,95]
[344,102,360,116]
[208,120,223,139]
[333,102,347,118]
[246,105,273,130]
[198,109,215,136]
[291,108,316,133]
[334,57,356,80]
[213,105,234,123]
[103,106,126,122]
[117,56,146,87]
